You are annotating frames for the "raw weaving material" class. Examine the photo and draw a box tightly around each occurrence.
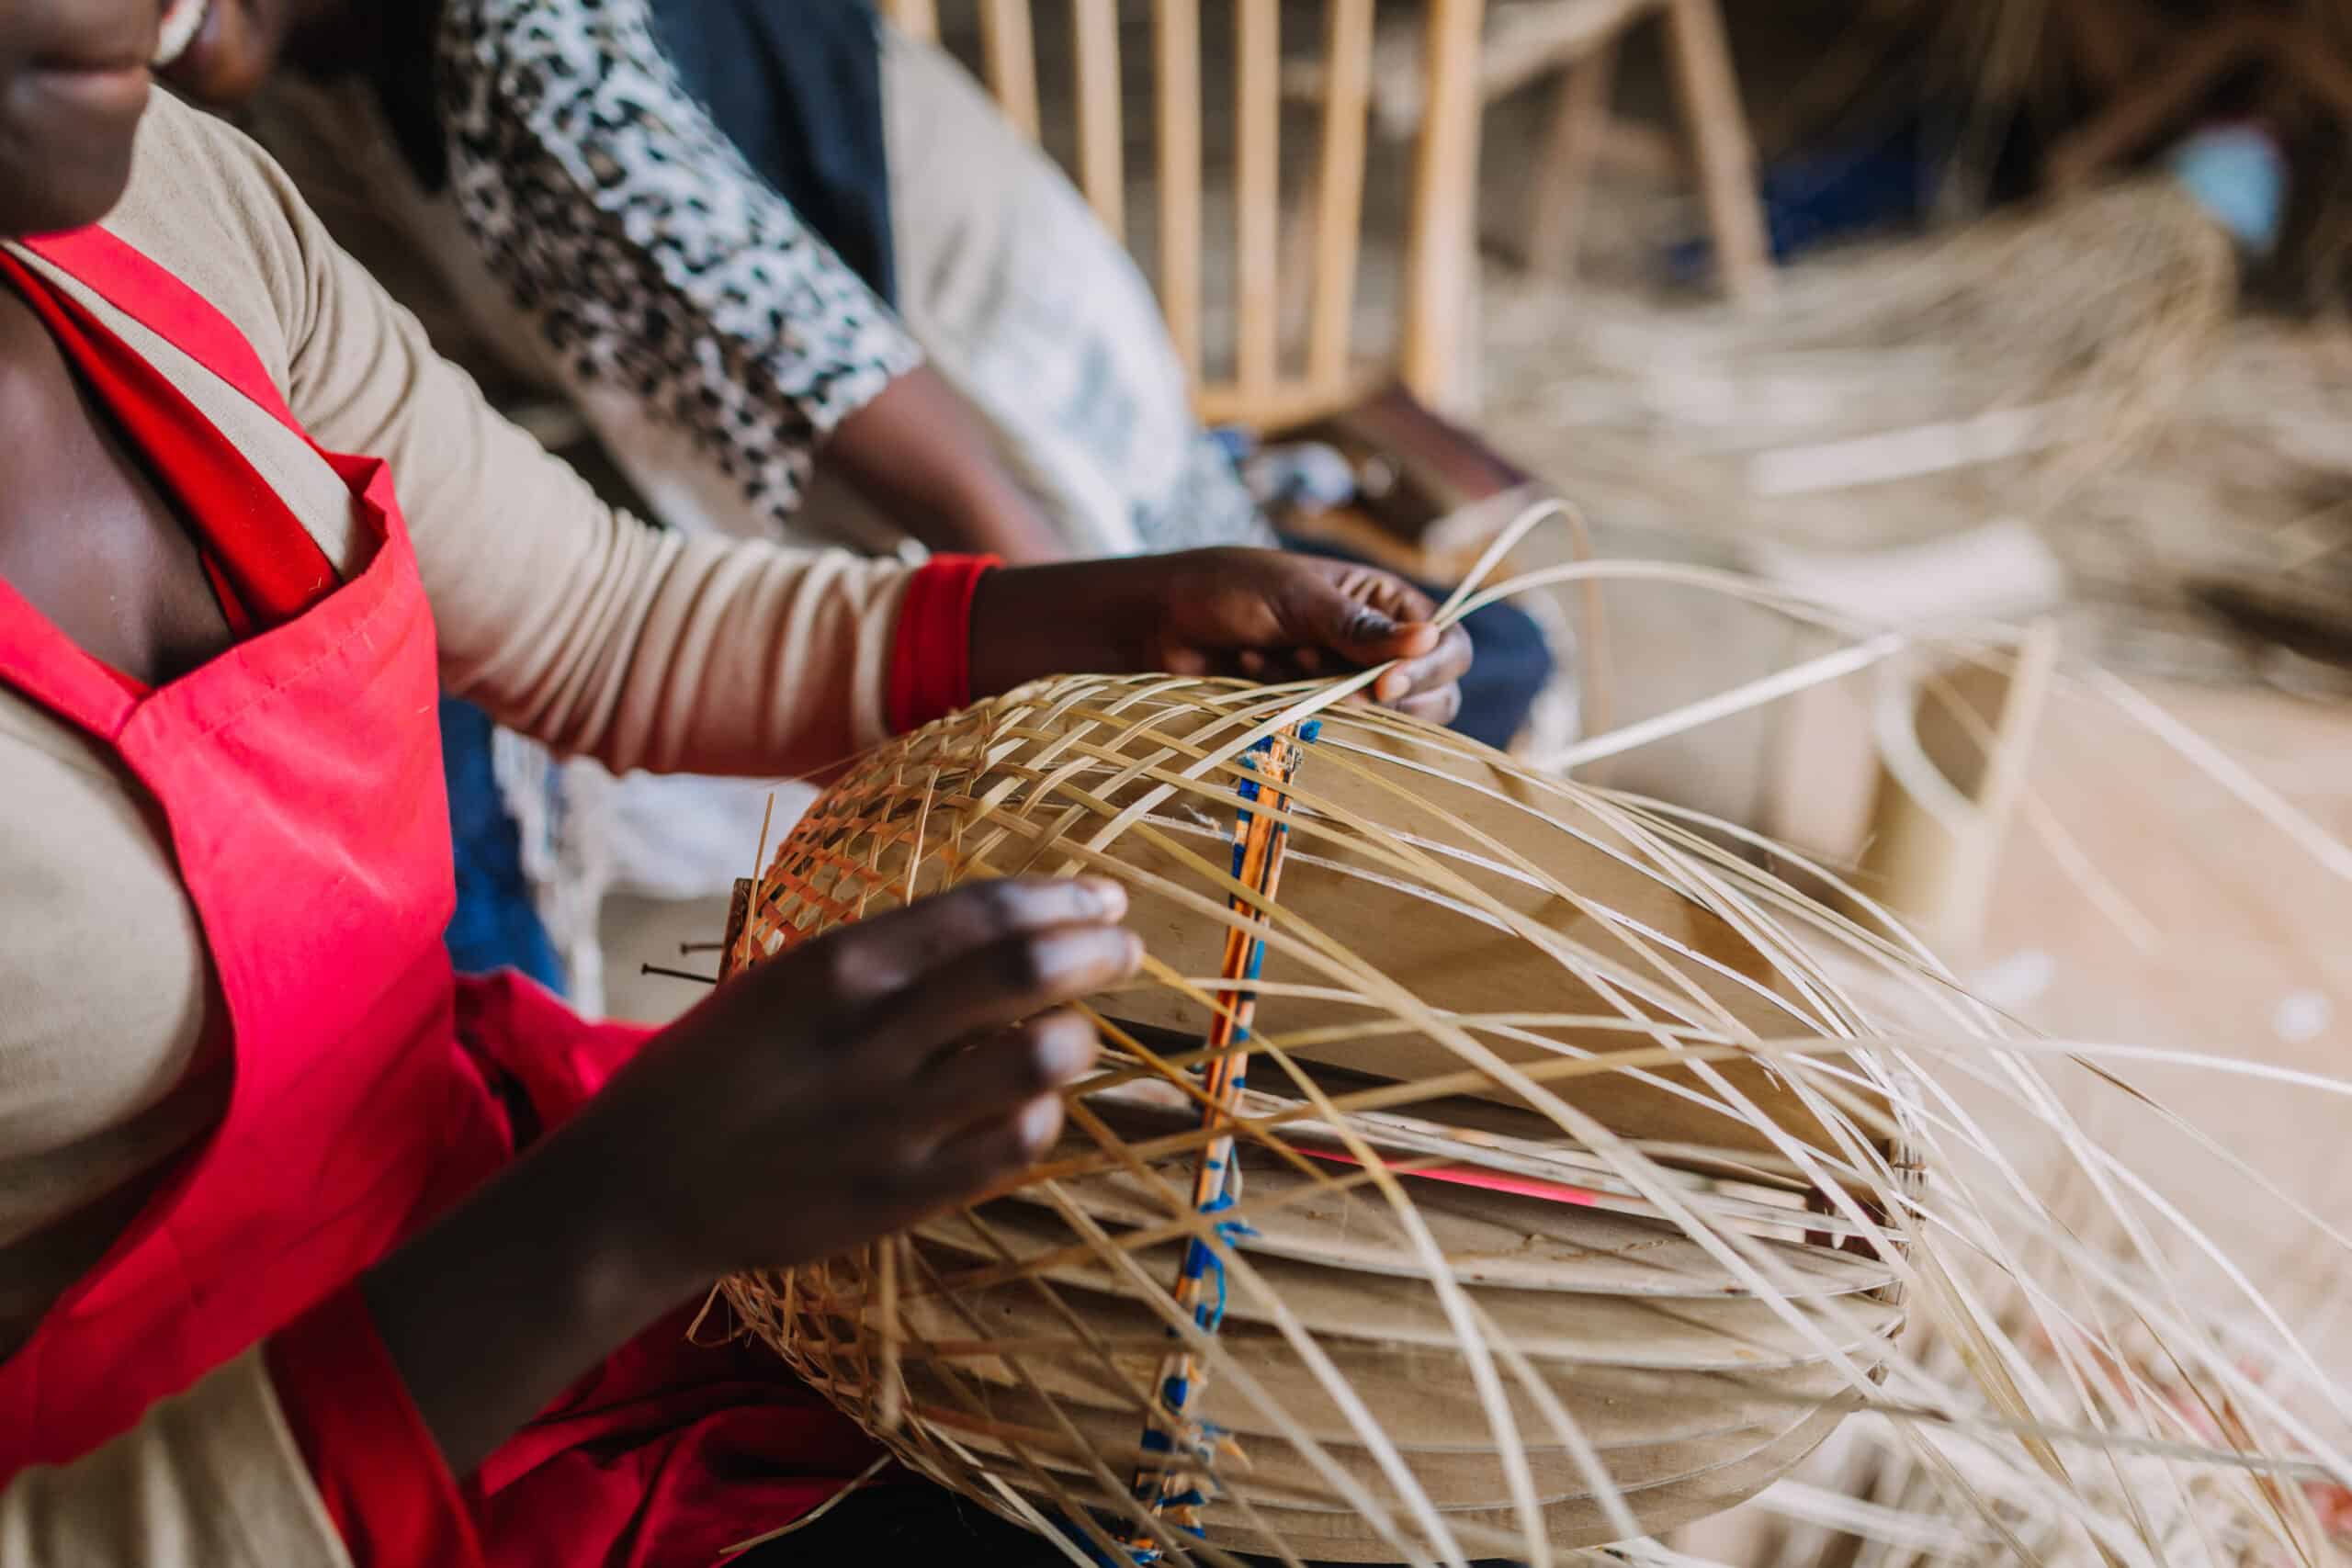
[721,670,1917,1563]
[705,533,2346,1563]
[1480,174,2352,695]
[1487,177,2235,542]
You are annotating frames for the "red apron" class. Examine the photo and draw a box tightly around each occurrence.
[0,231,877,1564]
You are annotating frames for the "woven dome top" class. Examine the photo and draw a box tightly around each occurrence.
[723,675,1921,1564]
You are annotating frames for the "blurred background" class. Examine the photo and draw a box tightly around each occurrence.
[535,0,2351,1037]
[280,3,2348,1556]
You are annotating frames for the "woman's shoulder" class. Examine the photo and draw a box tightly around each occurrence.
[99,92,319,383]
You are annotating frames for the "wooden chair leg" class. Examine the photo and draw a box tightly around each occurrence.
[2263,11,2352,125]
[1399,0,1489,412]
[1281,166,1321,359]
[2054,0,2164,90]
[1525,40,1619,277]
[2042,14,2265,188]
[1660,0,1774,306]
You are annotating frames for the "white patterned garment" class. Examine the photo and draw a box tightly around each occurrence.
[433,0,1273,558]
[439,0,922,536]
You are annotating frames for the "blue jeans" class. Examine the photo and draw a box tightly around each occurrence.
[438,696,565,992]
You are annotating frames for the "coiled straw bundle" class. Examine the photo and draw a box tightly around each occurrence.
[716,513,2350,1565]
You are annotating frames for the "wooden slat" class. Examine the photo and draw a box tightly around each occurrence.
[1235,0,1283,400]
[1284,0,1645,132]
[979,0,1041,141]
[1661,0,1772,307]
[1399,0,1486,408]
[879,0,940,43]
[2042,15,2262,188]
[1072,0,1126,236]
[2056,0,2148,90]
[1155,0,1204,386]
[1525,39,1617,276]
[1600,118,1683,178]
[2264,12,2352,125]
[1194,372,1377,434]
[1306,0,1375,393]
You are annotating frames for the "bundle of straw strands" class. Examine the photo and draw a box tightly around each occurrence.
[707,521,2351,1567]
[1488,177,2234,540]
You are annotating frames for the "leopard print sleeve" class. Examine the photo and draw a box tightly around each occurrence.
[437,0,922,527]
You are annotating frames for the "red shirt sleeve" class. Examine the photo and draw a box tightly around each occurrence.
[265,1284,487,1568]
[887,554,999,734]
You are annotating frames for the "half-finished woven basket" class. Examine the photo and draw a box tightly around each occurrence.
[719,675,1922,1564]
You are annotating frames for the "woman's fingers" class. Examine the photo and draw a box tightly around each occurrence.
[1287,565,1470,710]
[906,1010,1100,1145]
[1396,683,1464,728]
[1286,564,1442,669]
[865,919,1143,1063]
[916,1095,1069,1208]
[1373,621,1474,706]
[788,874,1128,1006]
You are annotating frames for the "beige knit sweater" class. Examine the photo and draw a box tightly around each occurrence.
[0,94,919,1565]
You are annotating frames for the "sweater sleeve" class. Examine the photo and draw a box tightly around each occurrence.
[435,0,923,536]
[0,1352,354,1568]
[230,97,932,776]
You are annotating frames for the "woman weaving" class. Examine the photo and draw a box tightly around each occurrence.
[0,0,1472,1560]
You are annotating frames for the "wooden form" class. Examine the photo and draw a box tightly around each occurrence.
[1283,0,1775,303]
[879,0,1493,430]
[1753,521,2068,950]
[721,675,1924,1563]
[1849,622,2062,953]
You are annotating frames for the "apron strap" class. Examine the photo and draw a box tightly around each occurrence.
[20,227,309,442]
[0,252,335,635]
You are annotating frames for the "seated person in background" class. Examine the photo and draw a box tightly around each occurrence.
[0,0,1472,1558]
[176,0,1557,1000]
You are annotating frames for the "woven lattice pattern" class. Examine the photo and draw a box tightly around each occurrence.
[719,674,1935,1564]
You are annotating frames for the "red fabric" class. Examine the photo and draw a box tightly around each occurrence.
[0,249,336,634]
[0,229,880,1565]
[452,967,648,1132]
[471,1307,888,1568]
[887,553,997,732]
[266,1287,486,1568]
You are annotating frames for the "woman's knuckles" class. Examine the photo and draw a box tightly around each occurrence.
[1026,1012,1101,1085]
[1013,1094,1065,1155]
[921,874,1125,944]
[981,924,1138,999]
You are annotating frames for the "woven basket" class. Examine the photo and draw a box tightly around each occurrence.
[720,675,1923,1564]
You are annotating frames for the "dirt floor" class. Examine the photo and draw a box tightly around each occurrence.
[1960,676,2352,1324]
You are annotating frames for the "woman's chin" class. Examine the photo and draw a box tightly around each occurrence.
[0,59,149,237]
[0,139,141,241]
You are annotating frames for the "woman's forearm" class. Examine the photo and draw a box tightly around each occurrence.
[358,875,1138,1479]
[820,367,1069,564]
[358,1111,698,1477]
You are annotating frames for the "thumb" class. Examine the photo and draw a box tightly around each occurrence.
[1297,576,1442,666]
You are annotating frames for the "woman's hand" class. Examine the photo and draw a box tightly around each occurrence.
[967,548,1475,726]
[362,876,1140,1475]
[578,875,1137,1283]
